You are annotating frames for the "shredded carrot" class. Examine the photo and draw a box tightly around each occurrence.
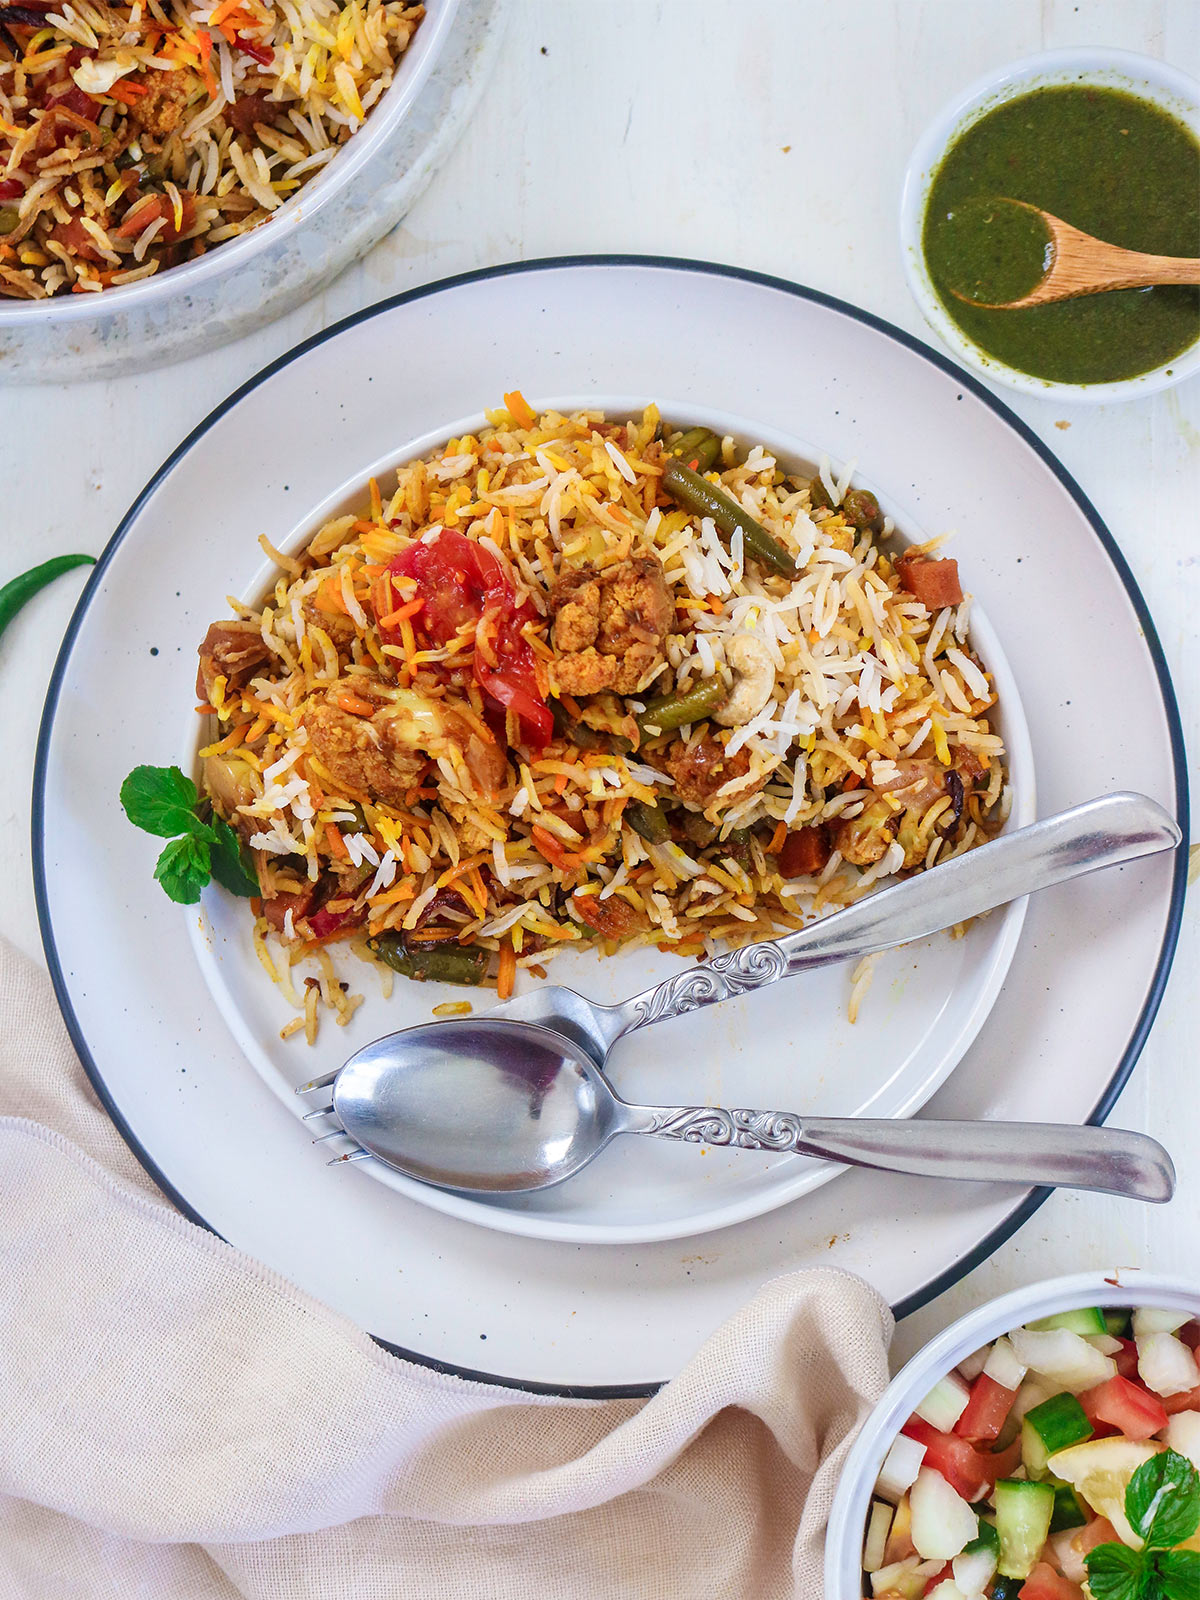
[497,940,516,1001]
[204,723,249,754]
[768,821,787,855]
[369,477,382,521]
[553,772,569,795]
[195,702,216,715]
[316,575,351,615]
[405,928,462,943]
[208,0,243,26]
[707,596,724,615]
[107,80,148,103]
[504,389,535,430]
[399,616,417,660]
[324,822,348,859]
[367,882,415,908]
[378,596,425,629]
[531,826,582,870]
[436,850,490,888]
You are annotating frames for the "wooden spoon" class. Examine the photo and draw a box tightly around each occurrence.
[958,200,1200,310]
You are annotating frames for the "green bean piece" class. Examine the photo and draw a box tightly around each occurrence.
[550,699,605,749]
[807,474,834,510]
[625,799,670,843]
[667,427,721,474]
[368,934,489,986]
[636,678,728,738]
[660,461,796,579]
[0,553,96,642]
[841,487,883,532]
[722,827,757,867]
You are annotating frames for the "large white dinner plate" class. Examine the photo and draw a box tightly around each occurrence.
[35,260,1186,1392]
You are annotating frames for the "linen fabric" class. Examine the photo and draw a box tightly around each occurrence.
[0,937,892,1598]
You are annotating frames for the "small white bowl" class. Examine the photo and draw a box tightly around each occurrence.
[824,1268,1200,1599]
[900,49,1200,404]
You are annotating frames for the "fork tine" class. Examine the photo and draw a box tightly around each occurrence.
[312,1128,348,1145]
[327,1147,371,1165]
[302,1105,336,1121]
[295,1070,340,1094]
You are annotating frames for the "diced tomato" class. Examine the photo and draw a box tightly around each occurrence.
[1077,1375,1168,1440]
[897,553,963,610]
[777,823,831,878]
[262,887,316,932]
[954,1372,1017,1443]
[386,529,551,747]
[49,213,108,264]
[115,192,197,243]
[921,1566,949,1595]
[0,178,22,200]
[1163,1379,1200,1415]
[1180,1321,1200,1353]
[1113,1338,1139,1380]
[47,84,99,120]
[1018,1561,1084,1599]
[900,1418,1004,1502]
[1076,1517,1119,1557]
[305,905,364,941]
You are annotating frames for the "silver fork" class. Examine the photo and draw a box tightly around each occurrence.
[296,792,1179,1162]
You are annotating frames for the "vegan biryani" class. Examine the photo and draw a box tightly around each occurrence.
[186,399,1009,1043]
[0,0,422,298]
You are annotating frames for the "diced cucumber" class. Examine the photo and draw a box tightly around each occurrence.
[1104,1308,1131,1338]
[1026,1306,1107,1336]
[962,1518,999,1556]
[993,1479,1055,1579]
[1024,1392,1094,1459]
[1048,1481,1088,1532]
[1021,1416,1051,1481]
[990,1580,1022,1600]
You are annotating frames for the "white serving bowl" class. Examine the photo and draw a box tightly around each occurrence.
[900,49,1200,404]
[824,1268,1200,1598]
[0,0,501,383]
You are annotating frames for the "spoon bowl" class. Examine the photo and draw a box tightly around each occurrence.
[332,1018,1175,1205]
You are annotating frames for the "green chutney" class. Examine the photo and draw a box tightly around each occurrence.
[922,85,1200,384]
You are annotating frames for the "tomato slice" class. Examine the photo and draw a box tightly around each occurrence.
[900,1418,1007,1502]
[1163,1379,1200,1415]
[386,529,551,747]
[954,1372,1017,1443]
[1077,1375,1168,1441]
[1018,1561,1085,1599]
[1112,1338,1140,1380]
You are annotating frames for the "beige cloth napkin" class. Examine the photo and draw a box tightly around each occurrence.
[0,936,892,1599]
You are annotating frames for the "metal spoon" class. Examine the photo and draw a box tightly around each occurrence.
[329,1018,1174,1201]
[444,793,1179,1071]
[955,199,1200,309]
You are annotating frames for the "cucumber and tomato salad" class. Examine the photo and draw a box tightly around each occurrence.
[862,1304,1200,1599]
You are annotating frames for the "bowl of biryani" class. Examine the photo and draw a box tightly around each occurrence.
[183,397,1018,1049]
[0,0,497,377]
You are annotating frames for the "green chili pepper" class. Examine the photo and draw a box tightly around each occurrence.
[0,554,95,642]
[808,474,834,510]
[667,427,721,474]
[624,799,670,843]
[368,933,489,986]
[636,678,728,738]
[660,461,795,578]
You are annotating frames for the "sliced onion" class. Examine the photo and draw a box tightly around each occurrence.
[1009,1327,1118,1393]
[914,1372,972,1432]
[863,1500,894,1573]
[1132,1306,1191,1338]
[1165,1410,1200,1470]
[1137,1331,1200,1396]
[876,1433,927,1502]
[982,1335,1027,1391]
[953,1542,997,1594]
[957,1345,990,1382]
[910,1466,978,1560]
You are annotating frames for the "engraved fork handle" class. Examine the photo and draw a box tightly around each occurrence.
[618,1106,1175,1202]
[598,793,1179,1048]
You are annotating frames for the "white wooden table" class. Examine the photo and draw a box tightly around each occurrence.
[3,0,1196,1367]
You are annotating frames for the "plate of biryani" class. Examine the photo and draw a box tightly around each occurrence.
[34,261,1184,1387]
[189,400,1019,1049]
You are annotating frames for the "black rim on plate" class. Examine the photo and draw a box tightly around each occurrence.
[32,256,1190,1399]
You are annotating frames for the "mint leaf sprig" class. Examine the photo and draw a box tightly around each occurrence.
[120,765,259,905]
[1085,1448,1200,1600]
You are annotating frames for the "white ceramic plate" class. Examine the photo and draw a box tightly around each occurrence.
[185,401,1032,1244]
[35,260,1186,1392]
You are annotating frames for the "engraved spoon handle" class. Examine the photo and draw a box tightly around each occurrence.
[597,793,1179,1049]
[618,1106,1175,1203]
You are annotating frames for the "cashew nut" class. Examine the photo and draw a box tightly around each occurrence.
[713,633,774,726]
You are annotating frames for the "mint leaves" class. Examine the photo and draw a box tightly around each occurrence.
[1085,1449,1200,1600]
[121,765,259,905]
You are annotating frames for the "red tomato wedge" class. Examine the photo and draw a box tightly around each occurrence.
[1077,1375,1168,1440]
[386,530,551,747]
[900,1418,1015,1502]
[1163,1379,1200,1415]
[1112,1338,1140,1380]
[1018,1562,1085,1599]
[954,1372,1017,1442]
